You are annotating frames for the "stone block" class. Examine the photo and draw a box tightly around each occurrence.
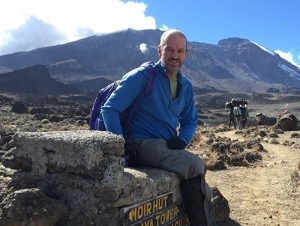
[2,130,125,180]
[0,130,185,226]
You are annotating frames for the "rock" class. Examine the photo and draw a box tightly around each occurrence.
[211,142,230,154]
[275,113,298,131]
[272,128,284,134]
[4,130,125,180]
[245,151,262,162]
[2,148,33,171]
[0,188,68,226]
[270,138,280,144]
[291,133,300,138]
[211,187,230,223]
[269,132,279,138]
[11,101,28,114]
[258,130,268,137]
[229,154,249,167]
[230,141,245,153]
[0,133,13,146]
[41,119,50,124]
[244,139,261,149]
[209,159,226,171]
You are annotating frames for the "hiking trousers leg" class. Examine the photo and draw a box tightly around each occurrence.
[125,138,206,179]
[125,139,216,225]
[181,176,207,226]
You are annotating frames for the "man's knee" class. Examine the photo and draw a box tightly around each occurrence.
[186,155,206,179]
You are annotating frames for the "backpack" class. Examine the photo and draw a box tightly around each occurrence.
[240,106,247,119]
[231,98,247,107]
[89,61,155,131]
[233,106,241,117]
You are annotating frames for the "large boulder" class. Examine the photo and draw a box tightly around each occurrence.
[275,113,298,131]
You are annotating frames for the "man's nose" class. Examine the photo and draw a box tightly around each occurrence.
[170,51,179,59]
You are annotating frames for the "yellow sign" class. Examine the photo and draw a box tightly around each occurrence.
[122,192,189,226]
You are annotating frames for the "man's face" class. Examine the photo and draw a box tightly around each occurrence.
[158,35,187,76]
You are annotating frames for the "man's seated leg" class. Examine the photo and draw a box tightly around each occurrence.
[127,139,214,226]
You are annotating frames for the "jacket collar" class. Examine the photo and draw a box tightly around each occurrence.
[156,60,183,81]
[156,61,182,97]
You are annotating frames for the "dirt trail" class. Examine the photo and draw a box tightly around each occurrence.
[206,130,300,226]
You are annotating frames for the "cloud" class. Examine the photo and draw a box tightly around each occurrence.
[0,0,157,55]
[0,16,67,54]
[274,50,300,68]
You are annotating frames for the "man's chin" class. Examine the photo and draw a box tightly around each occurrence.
[166,63,181,70]
[168,66,180,73]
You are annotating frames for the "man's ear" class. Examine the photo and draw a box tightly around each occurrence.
[157,46,162,57]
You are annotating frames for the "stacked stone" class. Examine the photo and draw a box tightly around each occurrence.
[0,130,181,226]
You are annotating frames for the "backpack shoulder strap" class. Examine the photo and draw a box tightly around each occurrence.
[136,61,156,95]
[123,62,156,126]
[142,61,155,96]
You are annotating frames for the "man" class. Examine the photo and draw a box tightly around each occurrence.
[225,101,236,129]
[240,104,249,129]
[101,29,213,226]
[233,106,242,130]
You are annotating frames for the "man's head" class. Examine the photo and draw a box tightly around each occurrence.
[158,29,187,78]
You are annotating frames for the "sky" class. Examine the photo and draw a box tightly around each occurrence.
[0,0,299,67]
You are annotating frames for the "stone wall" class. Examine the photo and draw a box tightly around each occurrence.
[0,130,184,226]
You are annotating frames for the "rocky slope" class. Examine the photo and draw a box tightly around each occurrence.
[0,29,299,93]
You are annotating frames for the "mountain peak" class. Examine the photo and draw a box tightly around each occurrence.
[218,37,250,46]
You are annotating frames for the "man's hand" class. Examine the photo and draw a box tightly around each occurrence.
[167,137,186,149]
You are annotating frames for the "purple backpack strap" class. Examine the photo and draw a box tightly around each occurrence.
[123,62,155,126]
[89,81,119,130]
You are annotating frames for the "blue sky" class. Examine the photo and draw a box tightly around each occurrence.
[0,0,299,66]
[142,0,300,66]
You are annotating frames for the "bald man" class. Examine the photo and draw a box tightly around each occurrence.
[101,29,215,226]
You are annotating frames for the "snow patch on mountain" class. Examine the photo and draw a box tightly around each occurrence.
[251,41,275,56]
[139,43,149,54]
[278,64,300,80]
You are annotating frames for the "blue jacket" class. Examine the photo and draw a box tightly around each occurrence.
[101,61,198,144]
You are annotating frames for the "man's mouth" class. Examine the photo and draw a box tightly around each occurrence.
[168,59,180,64]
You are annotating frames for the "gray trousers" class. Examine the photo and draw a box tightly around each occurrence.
[126,138,206,180]
[126,138,215,225]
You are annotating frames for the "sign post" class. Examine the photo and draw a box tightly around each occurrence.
[122,192,189,226]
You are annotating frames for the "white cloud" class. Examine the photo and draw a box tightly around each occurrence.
[0,16,67,55]
[274,50,300,68]
[159,25,169,31]
[0,0,156,55]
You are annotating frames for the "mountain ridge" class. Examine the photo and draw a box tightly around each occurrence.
[0,29,299,94]
[0,65,77,95]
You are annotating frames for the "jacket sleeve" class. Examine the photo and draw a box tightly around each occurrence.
[178,83,198,144]
[101,69,146,136]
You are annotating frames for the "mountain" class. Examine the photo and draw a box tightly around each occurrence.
[0,29,299,93]
[70,77,114,93]
[0,65,77,95]
[194,38,300,92]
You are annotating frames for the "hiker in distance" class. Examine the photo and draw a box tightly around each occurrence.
[101,29,215,226]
